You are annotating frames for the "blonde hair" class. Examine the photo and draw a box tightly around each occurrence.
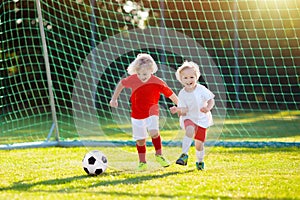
[175,61,201,83]
[127,53,158,75]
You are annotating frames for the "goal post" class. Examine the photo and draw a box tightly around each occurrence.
[0,0,299,149]
[35,0,59,141]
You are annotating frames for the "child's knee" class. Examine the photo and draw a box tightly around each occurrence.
[185,126,195,138]
[149,130,159,138]
[195,140,204,150]
[136,139,146,146]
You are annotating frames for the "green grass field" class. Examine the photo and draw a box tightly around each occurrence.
[1,146,299,200]
[1,111,299,199]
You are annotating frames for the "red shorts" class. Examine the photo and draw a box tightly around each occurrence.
[184,119,207,142]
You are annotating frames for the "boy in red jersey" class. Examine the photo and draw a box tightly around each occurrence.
[110,53,178,170]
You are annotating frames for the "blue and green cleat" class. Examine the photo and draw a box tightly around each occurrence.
[196,162,205,170]
[176,153,189,166]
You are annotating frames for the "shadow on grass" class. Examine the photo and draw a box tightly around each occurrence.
[0,169,193,192]
[93,170,194,187]
[0,175,88,192]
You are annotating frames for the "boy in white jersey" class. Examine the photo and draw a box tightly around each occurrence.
[170,61,215,170]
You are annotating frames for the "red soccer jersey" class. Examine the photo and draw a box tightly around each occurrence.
[121,74,173,119]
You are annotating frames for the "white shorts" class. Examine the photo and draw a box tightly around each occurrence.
[131,116,159,140]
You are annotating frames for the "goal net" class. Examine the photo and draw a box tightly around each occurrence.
[1,0,299,149]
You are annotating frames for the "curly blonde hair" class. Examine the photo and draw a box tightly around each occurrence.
[127,53,158,75]
[175,61,201,83]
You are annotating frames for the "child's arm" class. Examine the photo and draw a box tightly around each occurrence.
[168,93,178,105]
[200,98,215,113]
[109,82,125,108]
[170,106,188,116]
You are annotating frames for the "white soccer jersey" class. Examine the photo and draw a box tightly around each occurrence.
[178,84,215,129]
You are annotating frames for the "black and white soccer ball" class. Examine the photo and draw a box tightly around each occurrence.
[82,150,108,176]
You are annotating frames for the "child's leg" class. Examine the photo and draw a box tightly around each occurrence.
[195,140,205,162]
[136,139,147,163]
[175,123,194,166]
[149,130,170,167]
[131,117,148,163]
[182,125,194,154]
[147,116,162,155]
[147,116,170,167]
[194,126,206,163]
[149,130,162,155]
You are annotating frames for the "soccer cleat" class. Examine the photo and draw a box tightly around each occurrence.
[196,162,205,170]
[155,155,170,167]
[136,162,148,171]
[176,153,188,166]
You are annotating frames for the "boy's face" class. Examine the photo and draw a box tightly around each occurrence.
[136,67,152,83]
[180,67,197,90]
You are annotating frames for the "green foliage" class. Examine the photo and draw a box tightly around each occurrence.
[0,147,299,199]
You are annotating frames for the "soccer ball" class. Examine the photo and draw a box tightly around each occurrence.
[82,150,108,175]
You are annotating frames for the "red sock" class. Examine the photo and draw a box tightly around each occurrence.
[152,135,162,155]
[136,144,146,163]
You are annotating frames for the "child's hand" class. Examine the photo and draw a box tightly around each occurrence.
[200,107,210,113]
[110,100,118,108]
[169,106,178,114]
[170,106,187,116]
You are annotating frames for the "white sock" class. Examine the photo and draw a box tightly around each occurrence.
[196,149,205,162]
[182,135,193,154]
